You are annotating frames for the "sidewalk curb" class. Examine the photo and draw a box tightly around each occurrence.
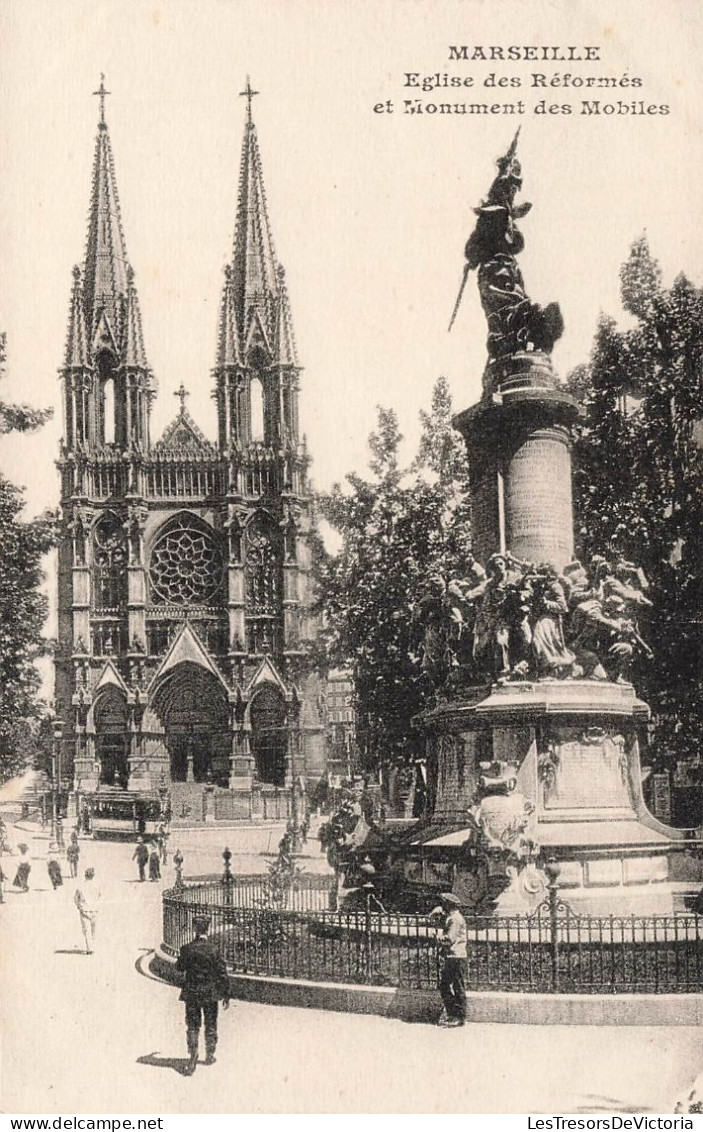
[149,946,703,1027]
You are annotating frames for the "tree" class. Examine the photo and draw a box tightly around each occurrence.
[316,376,472,773]
[568,238,703,768]
[0,333,57,783]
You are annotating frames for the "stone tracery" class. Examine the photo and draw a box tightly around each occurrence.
[149,518,225,605]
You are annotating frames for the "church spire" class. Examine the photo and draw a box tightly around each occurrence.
[214,82,301,450]
[231,77,279,353]
[82,76,130,341]
[60,79,154,453]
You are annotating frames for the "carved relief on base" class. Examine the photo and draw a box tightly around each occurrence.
[538,724,633,813]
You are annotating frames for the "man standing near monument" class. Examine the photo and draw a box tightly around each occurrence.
[175,915,230,1075]
[435,892,468,1027]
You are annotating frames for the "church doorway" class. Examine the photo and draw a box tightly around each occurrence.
[152,662,230,787]
[94,689,129,789]
[250,687,287,787]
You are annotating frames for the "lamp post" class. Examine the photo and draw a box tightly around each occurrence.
[51,719,65,851]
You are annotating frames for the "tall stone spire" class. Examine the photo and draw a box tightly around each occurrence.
[83,75,130,344]
[214,81,301,450]
[231,76,279,351]
[61,78,154,451]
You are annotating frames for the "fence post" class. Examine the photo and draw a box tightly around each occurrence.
[545,858,561,993]
[223,846,233,907]
[173,849,184,890]
[363,882,374,983]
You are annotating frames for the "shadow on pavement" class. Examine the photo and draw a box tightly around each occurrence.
[137,1052,192,1076]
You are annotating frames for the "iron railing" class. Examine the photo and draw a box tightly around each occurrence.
[162,874,703,995]
[178,873,335,913]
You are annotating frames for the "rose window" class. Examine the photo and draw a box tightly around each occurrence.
[149,520,224,605]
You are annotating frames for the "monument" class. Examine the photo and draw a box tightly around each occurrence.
[377,134,686,914]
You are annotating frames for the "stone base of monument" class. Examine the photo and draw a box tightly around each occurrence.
[404,680,689,917]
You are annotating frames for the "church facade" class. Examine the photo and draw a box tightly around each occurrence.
[54,83,326,823]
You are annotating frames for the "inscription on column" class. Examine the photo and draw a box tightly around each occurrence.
[505,430,573,568]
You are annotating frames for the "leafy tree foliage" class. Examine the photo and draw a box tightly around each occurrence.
[0,333,57,783]
[316,376,472,771]
[568,238,703,767]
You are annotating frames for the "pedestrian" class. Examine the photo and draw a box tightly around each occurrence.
[148,843,161,882]
[175,914,230,1075]
[12,844,31,892]
[66,832,80,878]
[434,892,468,1027]
[133,836,149,882]
[47,852,63,890]
[156,821,170,864]
[74,867,100,954]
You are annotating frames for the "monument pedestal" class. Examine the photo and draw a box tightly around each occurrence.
[411,680,685,915]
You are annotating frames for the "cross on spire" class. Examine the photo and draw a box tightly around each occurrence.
[239,76,259,121]
[174,383,190,414]
[93,73,110,127]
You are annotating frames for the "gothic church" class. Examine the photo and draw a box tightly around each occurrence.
[55,81,326,824]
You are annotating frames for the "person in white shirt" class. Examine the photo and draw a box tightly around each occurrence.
[434,892,468,1027]
[74,867,100,954]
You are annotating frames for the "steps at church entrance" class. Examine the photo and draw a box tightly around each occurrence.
[169,782,295,826]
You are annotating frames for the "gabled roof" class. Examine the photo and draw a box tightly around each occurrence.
[94,659,129,696]
[243,307,273,363]
[245,655,290,697]
[91,308,120,359]
[149,623,229,692]
[154,406,213,453]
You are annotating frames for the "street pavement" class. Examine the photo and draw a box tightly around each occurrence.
[0,823,700,1115]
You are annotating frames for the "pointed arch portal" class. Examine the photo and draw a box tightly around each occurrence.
[250,685,287,787]
[94,687,129,788]
[152,662,230,786]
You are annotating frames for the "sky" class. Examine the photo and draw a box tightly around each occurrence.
[1,0,702,511]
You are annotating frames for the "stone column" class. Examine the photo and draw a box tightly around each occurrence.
[453,353,580,571]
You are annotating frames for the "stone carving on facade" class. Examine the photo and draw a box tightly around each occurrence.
[68,503,92,566]
[223,504,249,563]
[469,759,536,858]
[72,648,90,689]
[537,740,560,794]
[128,639,147,689]
[449,130,563,376]
[125,502,148,563]
[93,514,128,609]
[280,502,301,562]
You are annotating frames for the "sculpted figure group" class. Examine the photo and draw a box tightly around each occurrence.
[450,129,564,367]
[414,550,653,690]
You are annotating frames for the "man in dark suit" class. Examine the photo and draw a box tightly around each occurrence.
[176,915,230,1075]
